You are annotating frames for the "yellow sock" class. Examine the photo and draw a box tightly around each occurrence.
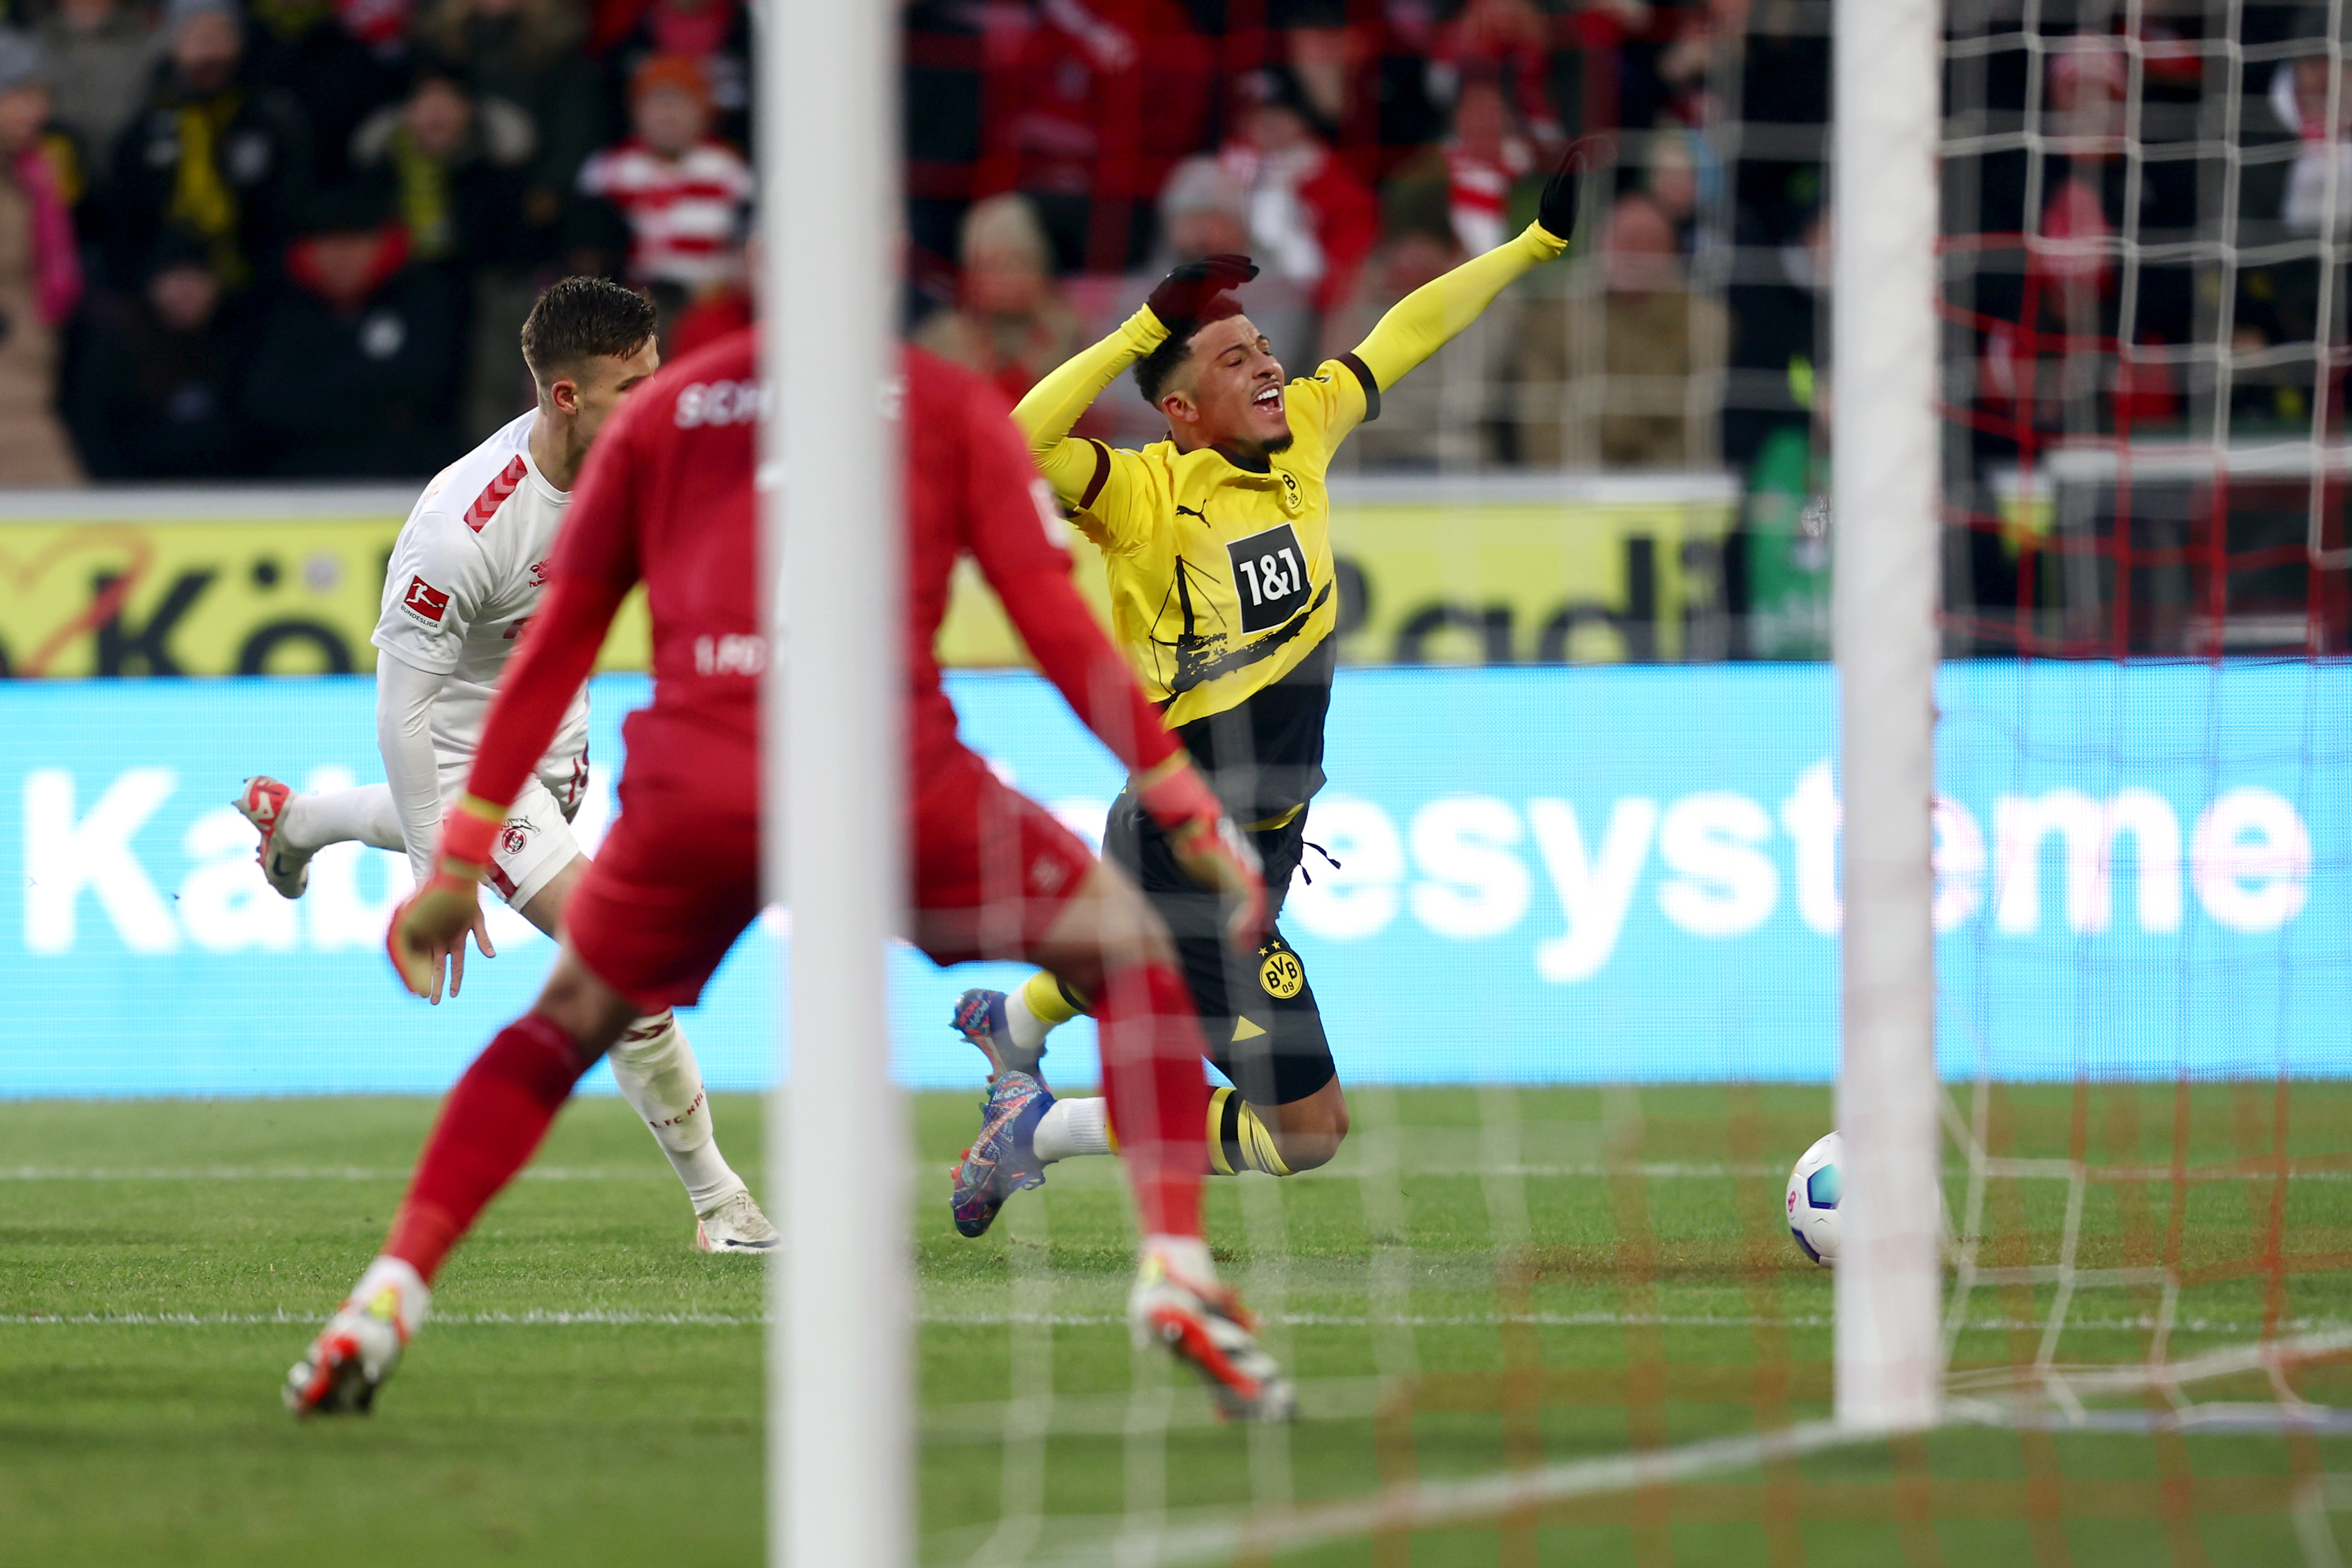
[1207,1085,1292,1177]
[1018,970,1087,1027]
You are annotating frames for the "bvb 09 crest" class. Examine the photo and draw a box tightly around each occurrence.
[1259,943,1305,999]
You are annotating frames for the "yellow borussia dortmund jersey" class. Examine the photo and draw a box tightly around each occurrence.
[1011,222,1567,761]
[1063,359,1370,729]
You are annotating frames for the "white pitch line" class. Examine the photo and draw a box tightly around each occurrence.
[0,1166,673,1182]
[4,1309,2338,1336]
[995,1420,1864,1568]
[9,1160,2352,1183]
[983,1324,2352,1568]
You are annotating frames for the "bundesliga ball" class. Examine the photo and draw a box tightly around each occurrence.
[1785,1131,1842,1268]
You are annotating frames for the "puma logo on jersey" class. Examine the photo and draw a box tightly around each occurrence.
[402,576,450,623]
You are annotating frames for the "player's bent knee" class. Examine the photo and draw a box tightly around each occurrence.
[1268,1083,1350,1172]
[530,940,642,1060]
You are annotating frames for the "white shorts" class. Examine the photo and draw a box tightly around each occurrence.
[435,748,589,912]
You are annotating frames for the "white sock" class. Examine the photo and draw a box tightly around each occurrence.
[348,1255,431,1338]
[1032,1095,1111,1163]
[606,1011,746,1212]
[1004,987,1054,1055]
[1142,1233,1215,1285]
[283,784,405,854]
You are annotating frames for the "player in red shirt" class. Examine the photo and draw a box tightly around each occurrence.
[282,334,1296,1423]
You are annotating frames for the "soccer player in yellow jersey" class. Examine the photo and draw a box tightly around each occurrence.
[946,152,1588,1226]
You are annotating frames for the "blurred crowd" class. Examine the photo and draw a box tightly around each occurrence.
[0,0,756,479]
[0,0,2340,550]
[0,0,1766,484]
[904,0,1747,473]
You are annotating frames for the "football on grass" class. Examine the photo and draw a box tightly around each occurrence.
[1785,1131,1842,1267]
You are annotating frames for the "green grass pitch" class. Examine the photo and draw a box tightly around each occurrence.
[6,1084,2352,1567]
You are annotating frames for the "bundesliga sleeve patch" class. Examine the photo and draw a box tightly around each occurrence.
[402,575,451,624]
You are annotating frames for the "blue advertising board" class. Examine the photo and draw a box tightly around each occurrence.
[1,663,2345,1096]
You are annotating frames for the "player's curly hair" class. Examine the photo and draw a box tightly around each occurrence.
[520,277,659,383]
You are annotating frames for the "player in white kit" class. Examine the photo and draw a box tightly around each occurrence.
[234,278,776,1254]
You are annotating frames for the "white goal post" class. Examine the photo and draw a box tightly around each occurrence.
[762,0,910,1564]
[1831,0,1945,1432]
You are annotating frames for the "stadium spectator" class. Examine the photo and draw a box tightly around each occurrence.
[413,0,604,246]
[575,52,750,314]
[0,31,84,483]
[241,0,407,186]
[241,180,460,475]
[1383,67,1541,259]
[1155,152,1251,264]
[1272,0,1550,182]
[413,0,603,437]
[2274,40,2352,233]
[598,0,747,150]
[1643,120,1704,249]
[351,63,529,271]
[912,192,1080,404]
[106,0,313,294]
[1440,71,1536,256]
[350,60,532,432]
[1216,65,1378,321]
[981,0,1190,275]
[65,226,255,476]
[1511,191,1723,467]
[33,0,158,170]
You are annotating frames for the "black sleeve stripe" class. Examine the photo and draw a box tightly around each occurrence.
[1079,438,1112,509]
[1338,352,1380,423]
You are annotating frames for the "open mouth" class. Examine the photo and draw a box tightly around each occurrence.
[1253,385,1283,412]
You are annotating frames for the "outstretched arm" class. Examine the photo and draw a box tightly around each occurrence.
[1347,145,1591,391]
[1011,308,1166,503]
[1011,254,1259,505]
[1348,222,1569,390]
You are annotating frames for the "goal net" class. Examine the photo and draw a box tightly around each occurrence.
[779,2,2352,1564]
[1932,0,2352,1456]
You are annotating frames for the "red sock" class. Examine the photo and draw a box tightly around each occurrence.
[383,1013,591,1283]
[1095,961,1210,1238]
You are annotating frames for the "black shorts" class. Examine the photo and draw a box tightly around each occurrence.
[1101,790,1337,1107]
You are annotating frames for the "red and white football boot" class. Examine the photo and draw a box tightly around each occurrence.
[284,1258,429,1417]
[234,775,311,899]
[1128,1239,1296,1423]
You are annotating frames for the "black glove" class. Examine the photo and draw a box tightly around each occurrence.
[1536,136,1612,243]
[1145,253,1258,336]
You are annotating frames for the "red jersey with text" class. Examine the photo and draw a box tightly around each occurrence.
[504,332,1178,809]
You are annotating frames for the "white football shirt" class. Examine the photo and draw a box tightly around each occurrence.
[371,410,592,767]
